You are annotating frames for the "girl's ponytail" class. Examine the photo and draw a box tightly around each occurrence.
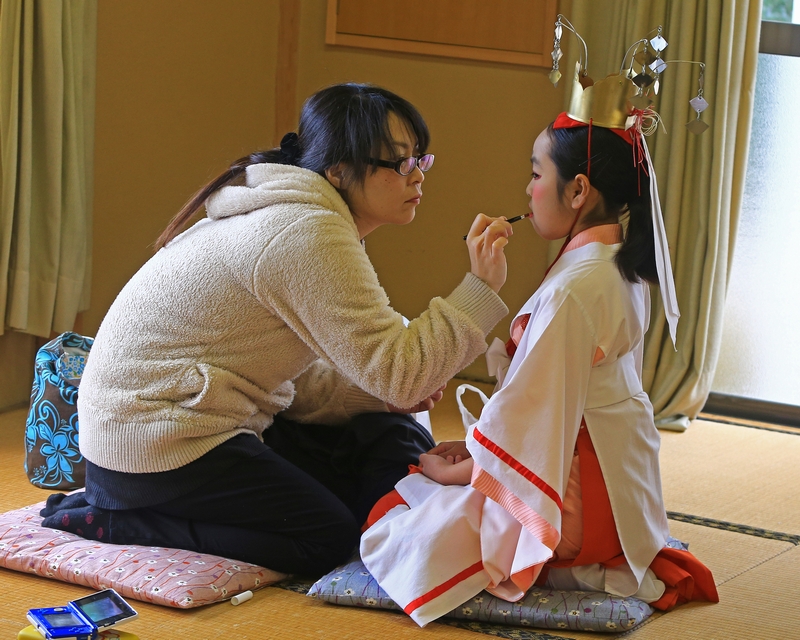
[615,193,658,285]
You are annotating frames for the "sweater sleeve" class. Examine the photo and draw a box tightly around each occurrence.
[281,359,388,424]
[256,211,508,411]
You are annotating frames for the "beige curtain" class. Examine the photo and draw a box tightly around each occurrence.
[0,0,96,338]
[566,0,762,428]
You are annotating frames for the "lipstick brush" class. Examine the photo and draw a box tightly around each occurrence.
[463,212,532,240]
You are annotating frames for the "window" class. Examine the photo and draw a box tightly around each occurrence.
[706,1,800,426]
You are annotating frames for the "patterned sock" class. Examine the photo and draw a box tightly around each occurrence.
[40,492,111,542]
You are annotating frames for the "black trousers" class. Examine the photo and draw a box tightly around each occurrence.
[99,413,434,577]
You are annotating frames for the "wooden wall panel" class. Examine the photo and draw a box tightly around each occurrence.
[326,0,558,67]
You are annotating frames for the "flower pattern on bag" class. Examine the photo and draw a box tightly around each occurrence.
[25,332,93,489]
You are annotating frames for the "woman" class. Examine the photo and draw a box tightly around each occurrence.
[41,83,512,576]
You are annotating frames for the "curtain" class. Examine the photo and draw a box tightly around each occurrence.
[0,0,97,338]
[566,0,762,429]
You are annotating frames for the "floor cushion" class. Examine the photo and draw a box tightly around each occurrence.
[308,556,655,633]
[0,501,287,608]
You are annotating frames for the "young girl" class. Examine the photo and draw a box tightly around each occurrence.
[360,108,719,626]
[39,83,513,577]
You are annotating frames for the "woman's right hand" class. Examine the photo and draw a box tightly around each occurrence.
[427,440,471,462]
[465,214,512,293]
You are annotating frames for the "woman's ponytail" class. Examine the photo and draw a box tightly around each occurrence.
[153,149,280,251]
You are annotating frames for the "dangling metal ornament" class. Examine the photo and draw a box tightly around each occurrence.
[633,72,655,88]
[650,28,668,53]
[689,95,709,112]
[549,16,563,86]
[634,49,656,66]
[685,63,709,132]
[686,113,709,134]
[650,58,668,74]
[549,15,589,89]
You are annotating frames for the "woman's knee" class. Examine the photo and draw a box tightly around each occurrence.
[290,516,360,576]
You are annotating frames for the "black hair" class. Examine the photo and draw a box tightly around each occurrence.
[155,83,430,250]
[546,123,658,285]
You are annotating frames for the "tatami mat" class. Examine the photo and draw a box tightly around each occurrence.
[2,385,798,639]
[659,419,800,535]
[0,569,487,639]
[665,520,794,586]
[625,545,800,640]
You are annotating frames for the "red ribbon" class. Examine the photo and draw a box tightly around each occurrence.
[552,111,648,196]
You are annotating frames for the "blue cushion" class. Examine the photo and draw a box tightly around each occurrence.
[307,557,655,633]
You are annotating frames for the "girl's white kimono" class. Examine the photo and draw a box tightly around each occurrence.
[360,240,671,626]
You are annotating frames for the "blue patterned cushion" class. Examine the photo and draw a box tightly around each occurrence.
[307,557,655,633]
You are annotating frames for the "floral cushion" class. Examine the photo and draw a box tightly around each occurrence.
[0,501,287,608]
[308,557,655,633]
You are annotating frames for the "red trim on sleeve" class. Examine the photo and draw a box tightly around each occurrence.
[473,427,562,510]
[403,561,485,615]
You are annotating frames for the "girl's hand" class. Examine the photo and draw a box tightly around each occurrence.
[419,453,474,486]
[466,214,512,293]
[427,440,471,462]
[387,385,446,414]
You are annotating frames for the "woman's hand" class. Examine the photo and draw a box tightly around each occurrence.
[387,385,446,414]
[466,214,513,293]
[419,452,473,485]
[427,440,471,462]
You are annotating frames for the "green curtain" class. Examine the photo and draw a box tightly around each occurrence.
[0,0,96,338]
[566,0,762,429]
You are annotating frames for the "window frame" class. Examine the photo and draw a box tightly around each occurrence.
[759,20,800,56]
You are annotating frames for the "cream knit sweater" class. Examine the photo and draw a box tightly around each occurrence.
[78,164,508,473]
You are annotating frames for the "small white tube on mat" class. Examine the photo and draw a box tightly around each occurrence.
[231,590,253,606]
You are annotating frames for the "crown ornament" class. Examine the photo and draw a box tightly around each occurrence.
[567,70,638,130]
[549,14,709,135]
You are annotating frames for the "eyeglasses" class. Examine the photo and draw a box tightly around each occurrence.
[366,154,435,176]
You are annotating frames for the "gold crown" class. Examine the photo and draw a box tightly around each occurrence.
[566,67,637,130]
[549,15,709,134]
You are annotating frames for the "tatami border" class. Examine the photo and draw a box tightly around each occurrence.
[666,512,800,545]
